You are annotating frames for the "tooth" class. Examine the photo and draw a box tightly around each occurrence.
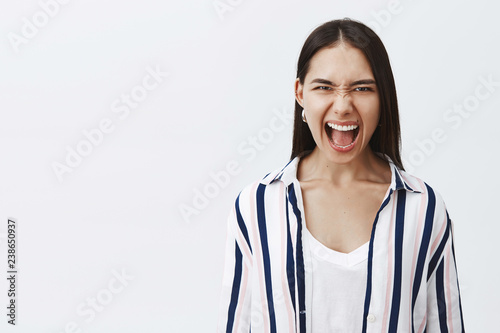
[327,123,360,131]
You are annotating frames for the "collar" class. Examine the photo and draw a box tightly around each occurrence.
[259,152,423,193]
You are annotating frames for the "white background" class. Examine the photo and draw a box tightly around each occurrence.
[0,0,499,331]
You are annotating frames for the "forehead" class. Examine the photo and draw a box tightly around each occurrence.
[306,44,374,82]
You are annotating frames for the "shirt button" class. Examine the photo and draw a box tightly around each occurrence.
[367,314,376,323]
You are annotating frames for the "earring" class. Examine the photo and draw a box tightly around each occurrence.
[302,109,307,123]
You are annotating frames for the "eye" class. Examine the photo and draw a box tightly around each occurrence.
[315,86,332,91]
[354,86,373,92]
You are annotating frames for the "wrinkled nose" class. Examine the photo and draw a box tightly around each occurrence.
[332,91,353,116]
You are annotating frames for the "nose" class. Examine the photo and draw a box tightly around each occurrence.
[332,90,353,116]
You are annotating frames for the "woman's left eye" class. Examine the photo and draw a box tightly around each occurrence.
[354,87,372,92]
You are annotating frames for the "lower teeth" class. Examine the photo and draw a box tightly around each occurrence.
[333,141,354,149]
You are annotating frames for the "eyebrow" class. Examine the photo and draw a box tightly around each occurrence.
[309,78,376,86]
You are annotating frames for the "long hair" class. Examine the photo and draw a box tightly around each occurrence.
[290,18,404,170]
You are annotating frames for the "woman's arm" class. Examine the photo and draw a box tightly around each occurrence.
[217,196,253,333]
[426,213,465,332]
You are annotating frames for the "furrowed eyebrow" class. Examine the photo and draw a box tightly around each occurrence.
[310,78,335,85]
[309,78,376,86]
[350,79,376,86]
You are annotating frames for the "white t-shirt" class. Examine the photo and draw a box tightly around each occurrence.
[305,227,369,332]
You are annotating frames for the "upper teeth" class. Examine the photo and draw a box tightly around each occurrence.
[327,123,359,131]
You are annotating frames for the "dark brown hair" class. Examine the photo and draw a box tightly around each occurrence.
[290,18,404,170]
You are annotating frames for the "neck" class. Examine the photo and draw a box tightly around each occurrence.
[298,147,390,185]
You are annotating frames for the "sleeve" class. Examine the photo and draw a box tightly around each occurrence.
[426,211,465,332]
[217,196,253,333]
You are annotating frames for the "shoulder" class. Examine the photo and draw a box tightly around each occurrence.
[239,170,284,199]
[233,161,292,213]
[400,169,447,204]
[240,158,296,194]
[397,169,450,238]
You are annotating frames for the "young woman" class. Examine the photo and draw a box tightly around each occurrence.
[218,19,464,332]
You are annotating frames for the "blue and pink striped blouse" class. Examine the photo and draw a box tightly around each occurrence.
[217,154,465,332]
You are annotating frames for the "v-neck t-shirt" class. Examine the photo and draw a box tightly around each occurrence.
[305,226,369,332]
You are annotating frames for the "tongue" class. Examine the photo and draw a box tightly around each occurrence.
[332,129,354,146]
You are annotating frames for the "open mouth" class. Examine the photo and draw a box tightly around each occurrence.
[325,122,360,150]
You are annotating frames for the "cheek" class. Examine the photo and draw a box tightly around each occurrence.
[307,117,325,139]
[304,98,330,130]
[304,95,331,111]
[356,99,380,129]
[304,110,328,144]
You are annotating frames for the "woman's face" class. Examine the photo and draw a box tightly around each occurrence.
[295,43,380,164]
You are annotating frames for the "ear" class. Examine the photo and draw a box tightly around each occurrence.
[294,78,304,108]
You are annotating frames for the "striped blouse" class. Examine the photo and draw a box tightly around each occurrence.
[217,154,465,332]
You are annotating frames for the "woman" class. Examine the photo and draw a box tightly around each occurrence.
[218,18,464,332]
